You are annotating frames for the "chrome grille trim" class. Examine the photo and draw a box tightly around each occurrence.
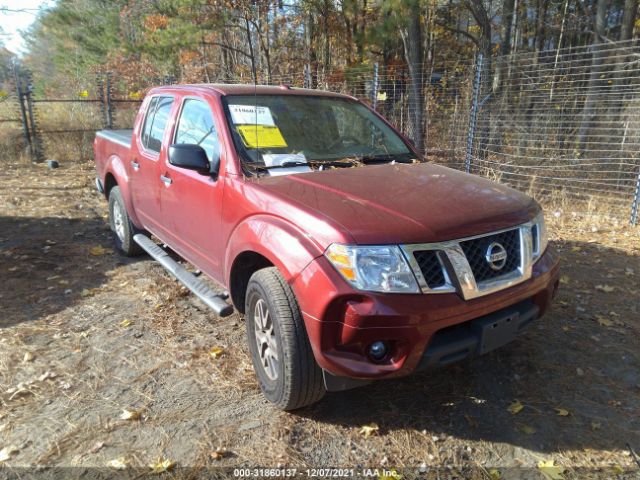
[401,222,535,299]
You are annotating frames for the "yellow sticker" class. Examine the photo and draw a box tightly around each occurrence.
[236,125,287,148]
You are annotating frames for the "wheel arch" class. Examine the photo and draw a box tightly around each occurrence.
[102,155,142,228]
[225,215,324,314]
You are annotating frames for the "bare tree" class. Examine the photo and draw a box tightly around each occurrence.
[577,0,611,151]
[399,0,426,155]
[620,0,638,41]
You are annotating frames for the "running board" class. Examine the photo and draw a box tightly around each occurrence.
[134,234,234,317]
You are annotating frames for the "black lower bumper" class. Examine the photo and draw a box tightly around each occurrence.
[324,299,540,391]
[416,299,539,371]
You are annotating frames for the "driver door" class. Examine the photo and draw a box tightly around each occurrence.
[159,96,226,283]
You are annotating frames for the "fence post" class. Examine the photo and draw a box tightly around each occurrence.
[96,75,106,129]
[465,53,483,174]
[106,72,114,129]
[371,62,379,110]
[304,64,312,89]
[24,72,44,163]
[13,66,32,157]
[631,167,640,226]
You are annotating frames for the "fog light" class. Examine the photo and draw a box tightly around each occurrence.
[368,341,387,360]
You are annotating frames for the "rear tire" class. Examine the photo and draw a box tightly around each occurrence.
[245,267,325,410]
[108,186,143,256]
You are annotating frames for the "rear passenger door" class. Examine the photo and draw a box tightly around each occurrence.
[131,95,175,232]
[159,97,226,283]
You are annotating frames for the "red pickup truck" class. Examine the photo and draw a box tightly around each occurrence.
[94,84,560,410]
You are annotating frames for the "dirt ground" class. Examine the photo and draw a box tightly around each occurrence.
[0,159,639,478]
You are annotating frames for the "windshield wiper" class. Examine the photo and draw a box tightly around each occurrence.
[246,161,311,172]
[356,155,416,164]
[245,159,357,172]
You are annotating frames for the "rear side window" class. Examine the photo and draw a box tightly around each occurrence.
[174,99,220,162]
[140,96,174,153]
[140,97,158,148]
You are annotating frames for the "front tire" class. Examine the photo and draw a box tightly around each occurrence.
[245,267,325,410]
[108,186,143,256]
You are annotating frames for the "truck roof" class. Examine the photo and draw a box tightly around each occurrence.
[148,83,356,100]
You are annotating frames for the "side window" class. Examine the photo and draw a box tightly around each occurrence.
[174,99,220,162]
[147,97,174,153]
[140,96,174,153]
[140,96,159,149]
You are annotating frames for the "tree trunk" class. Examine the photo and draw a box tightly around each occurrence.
[501,0,515,56]
[620,0,638,41]
[399,0,425,155]
[535,0,548,54]
[577,0,610,151]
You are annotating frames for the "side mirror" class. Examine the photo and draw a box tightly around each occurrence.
[168,144,211,174]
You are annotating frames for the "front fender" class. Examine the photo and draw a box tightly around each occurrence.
[224,214,324,286]
[104,155,142,228]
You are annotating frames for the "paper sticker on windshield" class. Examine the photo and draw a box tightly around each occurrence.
[229,105,275,126]
[237,125,287,148]
[262,153,306,167]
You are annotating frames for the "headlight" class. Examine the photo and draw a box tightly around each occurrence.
[325,244,420,293]
[532,211,548,261]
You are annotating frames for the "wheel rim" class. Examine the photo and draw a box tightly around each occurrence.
[253,298,279,381]
[113,201,125,242]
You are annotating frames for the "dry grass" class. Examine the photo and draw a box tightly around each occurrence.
[0,159,639,477]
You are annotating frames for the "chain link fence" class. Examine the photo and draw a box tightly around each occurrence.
[3,39,639,224]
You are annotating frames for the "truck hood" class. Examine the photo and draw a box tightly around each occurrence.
[253,163,539,245]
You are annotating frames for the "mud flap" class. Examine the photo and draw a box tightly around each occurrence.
[323,370,372,392]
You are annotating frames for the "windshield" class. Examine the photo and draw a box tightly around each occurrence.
[223,94,414,173]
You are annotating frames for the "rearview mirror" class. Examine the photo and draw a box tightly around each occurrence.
[168,144,212,175]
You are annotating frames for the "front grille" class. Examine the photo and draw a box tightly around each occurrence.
[460,229,521,283]
[413,250,446,288]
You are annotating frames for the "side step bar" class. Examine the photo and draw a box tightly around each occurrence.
[134,234,234,317]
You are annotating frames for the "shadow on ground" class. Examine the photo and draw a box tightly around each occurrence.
[297,239,640,455]
[0,215,143,329]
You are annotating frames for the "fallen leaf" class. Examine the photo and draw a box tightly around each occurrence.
[554,408,570,416]
[209,346,225,359]
[595,284,615,293]
[571,246,582,252]
[625,267,635,276]
[595,315,614,327]
[591,421,601,430]
[507,400,524,415]
[89,246,108,256]
[119,409,141,421]
[487,469,501,480]
[88,441,105,454]
[119,319,133,328]
[38,371,58,381]
[559,275,570,284]
[148,457,175,473]
[0,445,19,463]
[537,459,565,480]
[210,448,227,460]
[519,424,536,434]
[107,457,128,470]
[359,423,379,437]
[23,352,34,363]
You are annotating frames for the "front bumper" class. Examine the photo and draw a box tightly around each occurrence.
[292,245,559,381]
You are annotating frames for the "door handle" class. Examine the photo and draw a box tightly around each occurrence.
[160,175,172,186]
[131,160,140,171]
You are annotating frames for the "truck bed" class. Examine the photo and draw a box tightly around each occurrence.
[96,129,133,149]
